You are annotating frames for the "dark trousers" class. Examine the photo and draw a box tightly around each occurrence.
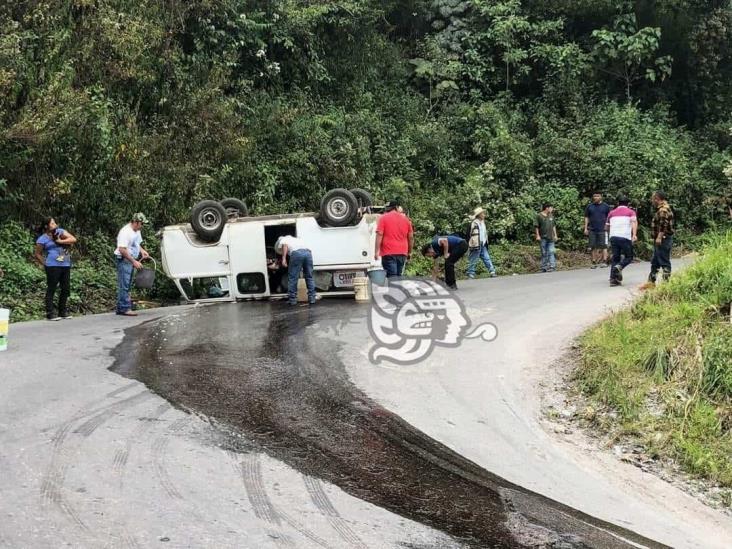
[382,255,407,278]
[445,240,468,287]
[45,266,71,318]
[649,236,673,282]
[609,237,634,280]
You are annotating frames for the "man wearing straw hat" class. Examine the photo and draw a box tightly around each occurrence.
[114,212,150,316]
[466,207,497,279]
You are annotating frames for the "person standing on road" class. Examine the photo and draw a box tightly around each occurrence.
[535,204,558,273]
[34,217,77,321]
[276,235,316,305]
[114,213,150,317]
[375,199,414,278]
[584,192,611,268]
[421,235,468,290]
[606,196,638,286]
[466,207,497,279]
[645,191,675,287]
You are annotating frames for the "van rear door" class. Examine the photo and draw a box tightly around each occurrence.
[229,222,269,298]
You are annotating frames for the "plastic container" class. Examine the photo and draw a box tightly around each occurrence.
[353,277,370,302]
[0,308,9,352]
[367,268,386,286]
[135,258,156,289]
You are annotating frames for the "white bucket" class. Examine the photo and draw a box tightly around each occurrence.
[353,277,370,302]
[0,308,9,352]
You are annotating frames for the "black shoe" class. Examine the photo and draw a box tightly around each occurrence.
[609,279,621,287]
[613,265,623,282]
[447,284,458,290]
[47,316,61,322]
[662,269,671,281]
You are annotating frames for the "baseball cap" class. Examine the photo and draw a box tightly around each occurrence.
[385,198,401,212]
[131,212,148,224]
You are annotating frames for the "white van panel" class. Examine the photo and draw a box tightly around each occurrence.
[229,222,268,297]
[296,217,373,267]
[161,227,230,278]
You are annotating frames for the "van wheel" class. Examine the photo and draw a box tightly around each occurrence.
[191,200,227,242]
[350,188,374,209]
[320,188,358,227]
[220,198,249,219]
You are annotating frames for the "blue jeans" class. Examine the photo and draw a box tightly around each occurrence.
[381,255,407,278]
[467,245,496,276]
[540,238,556,271]
[287,249,316,304]
[116,258,134,313]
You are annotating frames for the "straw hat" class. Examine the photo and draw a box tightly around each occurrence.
[473,207,485,218]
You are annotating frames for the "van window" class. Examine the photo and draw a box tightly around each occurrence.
[180,276,230,300]
[237,273,266,294]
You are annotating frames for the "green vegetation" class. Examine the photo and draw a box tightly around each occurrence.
[578,233,732,487]
[2,1,732,318]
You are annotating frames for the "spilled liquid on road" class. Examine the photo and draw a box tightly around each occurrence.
[112,302,665,549]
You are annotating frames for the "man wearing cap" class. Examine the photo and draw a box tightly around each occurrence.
[375,199,414,278]
[466,207,497,279]
[114,213,150,316]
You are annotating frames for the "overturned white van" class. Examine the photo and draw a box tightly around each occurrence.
[160,189,379,302]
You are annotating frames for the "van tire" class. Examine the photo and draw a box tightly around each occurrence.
[220,198,249,219]
[320,188,359,227]
[350,188,374,209]
[191,200,227,242]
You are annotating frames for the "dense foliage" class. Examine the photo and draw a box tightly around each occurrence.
[579,232,732,489]
[1,0,732,315]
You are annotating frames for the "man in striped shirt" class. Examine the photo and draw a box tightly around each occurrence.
[606,196,638,286]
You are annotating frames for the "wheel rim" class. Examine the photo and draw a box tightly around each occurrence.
[225,207,239,219]
[327,197,351,221]
[199,207,222,229]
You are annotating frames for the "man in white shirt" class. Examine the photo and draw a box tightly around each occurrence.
[275,235,316,305]
[115,212,150,316]
[606,197,637,287]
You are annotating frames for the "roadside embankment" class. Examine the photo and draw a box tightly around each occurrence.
[576,233,732,500]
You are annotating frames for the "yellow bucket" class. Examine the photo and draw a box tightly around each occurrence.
[0,308,9,352]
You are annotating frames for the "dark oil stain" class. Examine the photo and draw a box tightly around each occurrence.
[111,302,667,549]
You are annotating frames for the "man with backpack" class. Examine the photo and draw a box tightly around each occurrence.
[466,207,497,279]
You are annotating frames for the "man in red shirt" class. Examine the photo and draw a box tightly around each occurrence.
[374,199,414,278]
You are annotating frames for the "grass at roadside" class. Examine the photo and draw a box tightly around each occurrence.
[577,232,732,488]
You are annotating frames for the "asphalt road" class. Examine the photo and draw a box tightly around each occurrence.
[1,262,730,548]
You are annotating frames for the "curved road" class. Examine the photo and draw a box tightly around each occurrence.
[1,265,730,547]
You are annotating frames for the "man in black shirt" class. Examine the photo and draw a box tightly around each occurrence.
[584,192,611,268]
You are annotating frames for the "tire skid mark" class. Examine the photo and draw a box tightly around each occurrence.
[238,453,336,549]
[74,391,154,437]
[113,402,171,475]
[303,476,368,549]
[41,389,153,539]
[239,454,294,548]
[151,417,189,500]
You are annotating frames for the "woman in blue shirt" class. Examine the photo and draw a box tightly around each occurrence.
[34,218,77,320]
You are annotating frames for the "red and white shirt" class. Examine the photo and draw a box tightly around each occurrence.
[607,206,637,240]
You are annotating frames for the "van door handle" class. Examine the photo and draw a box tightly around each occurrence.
[219,260,229,265]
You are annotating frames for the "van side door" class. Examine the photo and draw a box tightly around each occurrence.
[228,222,269,298]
